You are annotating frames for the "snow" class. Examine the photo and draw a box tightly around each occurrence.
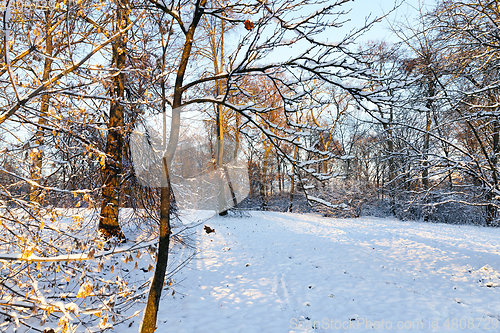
[0,238,158,262]
[307,195,340,209]
[118,211,500,333]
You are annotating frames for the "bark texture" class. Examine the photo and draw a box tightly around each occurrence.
[99,0,129,240]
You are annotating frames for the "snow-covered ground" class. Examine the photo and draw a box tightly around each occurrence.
[123,211,500,333]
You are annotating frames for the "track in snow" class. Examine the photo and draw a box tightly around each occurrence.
[122,211,500,333]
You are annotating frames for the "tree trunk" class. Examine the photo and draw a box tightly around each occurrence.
[287,145,298,212]
[422,109,431,190]
[422,79,435,222]
[30,11,54,204]
[207,16,228,215]
[140,1,207,331]
[487,117,499,226]
[139,159,171,333]
[217,104,227,215]
[377,105,395,215]
[234,112,240,160]
[277,155,282,193]
[99,0,129,240]
[223,165,238,207]
[387,109,395,215]
[260,144,271,210]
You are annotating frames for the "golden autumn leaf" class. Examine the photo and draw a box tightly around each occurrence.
[244,19,254,31]
[100,154,106,167]
[99,314,109,329]
[76,282,93,298]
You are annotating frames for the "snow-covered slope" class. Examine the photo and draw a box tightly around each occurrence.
[124,212,500,333]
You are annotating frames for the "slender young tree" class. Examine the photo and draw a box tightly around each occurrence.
[138,0,393,330]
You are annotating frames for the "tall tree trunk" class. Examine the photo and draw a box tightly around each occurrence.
[277,155,282,193]
[234,112,240,160]
[207,15,228,215]
[260,143,271,210]
[99,0,129,240]
[287,145,298,212]
[140,2,207,331]
[422,109,431,190]
[387,108,395,215]
[422,80,435,222]
[487,116,499,225]
[217,103,227,215]
[30,10,54,205]
[377,105,395,215]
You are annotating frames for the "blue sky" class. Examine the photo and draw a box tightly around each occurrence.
[252,0,433,65]
[347,0,432,43]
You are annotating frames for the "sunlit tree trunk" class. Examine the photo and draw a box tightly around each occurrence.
[234,112,240,160]
[99,0,129,239]
[216,103,226,213]
[30,10,54,205]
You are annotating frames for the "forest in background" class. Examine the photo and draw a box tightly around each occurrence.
[0,0,500,331]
